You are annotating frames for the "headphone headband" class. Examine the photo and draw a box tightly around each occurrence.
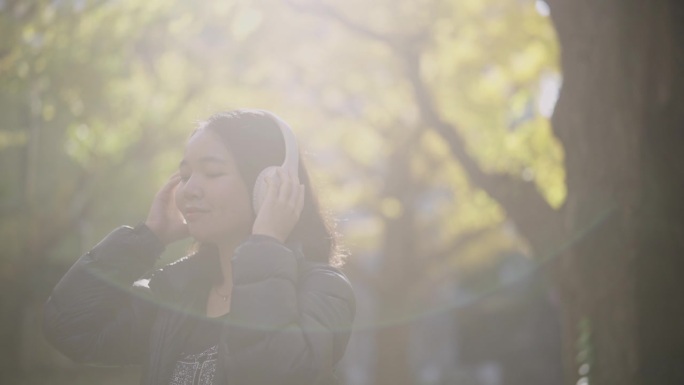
[257,110,300,180]
[248,109,300,214]
[240,109,299,179]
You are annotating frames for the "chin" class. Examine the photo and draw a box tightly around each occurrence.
[187,223,214,243]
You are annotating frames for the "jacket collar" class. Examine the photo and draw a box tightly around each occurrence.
[148,251,221,302]
[148,239,305,301]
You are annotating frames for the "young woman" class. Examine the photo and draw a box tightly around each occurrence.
[43,109,356,385]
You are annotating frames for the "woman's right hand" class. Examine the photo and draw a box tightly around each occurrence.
[144,172,189,245]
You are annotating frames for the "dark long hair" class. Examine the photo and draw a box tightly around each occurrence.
[194,109,344,266]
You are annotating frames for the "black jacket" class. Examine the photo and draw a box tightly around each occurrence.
[43,224,355,385]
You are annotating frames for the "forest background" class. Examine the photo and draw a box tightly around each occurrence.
[1,0,682,384]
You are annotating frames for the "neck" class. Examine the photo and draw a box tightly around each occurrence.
[213,233,248,290]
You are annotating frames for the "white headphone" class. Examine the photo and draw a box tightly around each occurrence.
[250,109,300,215]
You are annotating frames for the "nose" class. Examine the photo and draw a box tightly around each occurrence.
[181,174,204,201]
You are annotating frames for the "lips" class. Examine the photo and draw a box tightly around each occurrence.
[183,207,209,222]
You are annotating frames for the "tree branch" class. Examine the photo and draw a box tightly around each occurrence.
[402,52,565,256]
[282,0,400,48]
[286,2,567,257]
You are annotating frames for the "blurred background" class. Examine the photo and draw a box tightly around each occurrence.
[1,0,683,384]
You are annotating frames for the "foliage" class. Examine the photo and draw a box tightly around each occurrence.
[0,0,561,380]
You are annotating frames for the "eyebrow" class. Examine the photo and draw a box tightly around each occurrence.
[178,156,229,168]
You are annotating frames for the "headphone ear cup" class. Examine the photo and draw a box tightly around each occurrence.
[252,167,277,214]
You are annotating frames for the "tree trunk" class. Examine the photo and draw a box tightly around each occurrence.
[549,0,684,383]
[0,281,27,383]
[635,1,684,382]
[375,146,417,385]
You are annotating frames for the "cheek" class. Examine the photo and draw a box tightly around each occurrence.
[213,182,253,219]
[228,187,253,218]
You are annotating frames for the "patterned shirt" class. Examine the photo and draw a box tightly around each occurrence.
[169,345,218,385]
[169,313,226,385]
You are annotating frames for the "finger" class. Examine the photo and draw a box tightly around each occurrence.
[288,168,300,187]
[287,169,299,206]
[156,174,182,204]
[169,173,183,190]
[163,172,182,191]
[288,170,304,207]
[295,184,305,214]
[286,168,299,202]
[263,171,279,206]
[168,171,181,182]
[277,168,294,202]
[290,167,300,186]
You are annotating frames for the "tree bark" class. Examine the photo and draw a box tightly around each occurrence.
[634,0,684,382]
[290,1,684,383]
[375,144,418,385]
[548,0,684,383]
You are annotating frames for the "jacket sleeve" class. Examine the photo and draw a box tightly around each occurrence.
[222,235,356,385]
[42,224,164,365]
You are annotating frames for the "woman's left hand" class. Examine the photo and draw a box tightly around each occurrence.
[252,167,305,243]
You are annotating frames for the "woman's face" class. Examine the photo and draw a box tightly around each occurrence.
[175,129,254,244]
